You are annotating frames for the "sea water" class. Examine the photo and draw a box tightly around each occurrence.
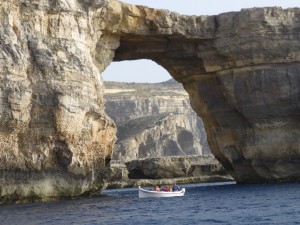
[1,181,300,225]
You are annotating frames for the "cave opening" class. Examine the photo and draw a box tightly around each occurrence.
[102,59,215,183]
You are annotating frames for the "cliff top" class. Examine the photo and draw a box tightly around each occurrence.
[104,79,188,98]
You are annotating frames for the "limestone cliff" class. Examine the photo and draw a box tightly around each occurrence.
[105,79,192,123]
[104,80,210,163]
[1,0,300,202]
[104,80,222,184]
[0,0,116,203]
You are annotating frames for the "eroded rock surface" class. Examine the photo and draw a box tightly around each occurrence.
[104,80,224,186]
[1,0,300,202]
[0,0,116,203]
[125,155,228,180]
[104,80,210,162]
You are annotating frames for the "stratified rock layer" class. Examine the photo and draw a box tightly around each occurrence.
[105,80,220,185]
[1,0,300,202]
[104,80,210,162]
[0,0,116,203]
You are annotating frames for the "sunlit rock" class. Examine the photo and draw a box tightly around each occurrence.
[0,0,116,203]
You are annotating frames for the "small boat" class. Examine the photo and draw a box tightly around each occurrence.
[138,186,185,198]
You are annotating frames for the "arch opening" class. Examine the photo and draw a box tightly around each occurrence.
[102,59,229,185]
[102,59,171,83]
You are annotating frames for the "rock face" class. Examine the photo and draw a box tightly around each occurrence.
[0,0,116,203]
[104,80,223,185]
[105,80,192,123]
[104,80,210,163]
[109,156,232,188]
[1,0,300,202]
[125,155,227,179]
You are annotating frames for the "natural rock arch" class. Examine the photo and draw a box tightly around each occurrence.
[1,0,300,203]
[98,1,300,183]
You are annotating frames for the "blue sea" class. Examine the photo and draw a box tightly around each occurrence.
[1,181,300,225]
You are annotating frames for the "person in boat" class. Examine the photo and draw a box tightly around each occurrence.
[163,185,171,192]
[172,183,180,192]
[154,185,161,191]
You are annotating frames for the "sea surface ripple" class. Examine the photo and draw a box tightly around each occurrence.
[1,182,300,225]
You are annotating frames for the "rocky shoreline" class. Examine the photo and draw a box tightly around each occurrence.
[108,155,233,189]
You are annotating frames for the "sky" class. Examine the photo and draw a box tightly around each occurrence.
[102,0,300,83]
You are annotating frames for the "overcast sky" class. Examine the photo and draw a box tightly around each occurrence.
[102,0,300,83]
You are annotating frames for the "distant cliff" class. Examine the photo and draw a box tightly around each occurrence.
[104,80,232,185]
[104,79,210,162]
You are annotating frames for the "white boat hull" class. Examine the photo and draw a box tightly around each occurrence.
[138,186,185,198]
